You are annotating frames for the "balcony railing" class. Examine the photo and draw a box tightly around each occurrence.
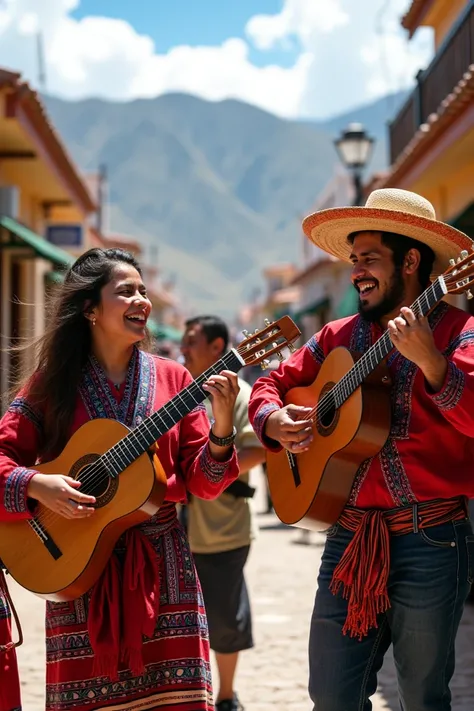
[389,2,474,164]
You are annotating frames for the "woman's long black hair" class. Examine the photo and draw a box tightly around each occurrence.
[19,248,150,455]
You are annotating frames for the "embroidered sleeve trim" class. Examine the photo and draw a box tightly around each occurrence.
[306,336,325,364]
[8,397,44,434]
[443,329,474,358]
[199,443,233,483]
[430,361,465,411]
[253,402,280,444]
[4,467,37,514]
[192,403,207,414]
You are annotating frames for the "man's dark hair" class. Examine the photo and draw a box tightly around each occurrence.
[347,230,435,288]
[185,315,229,353]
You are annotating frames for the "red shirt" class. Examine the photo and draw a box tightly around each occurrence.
[0,350,238,710]
[0,350,238,520]
[248,303,474,509]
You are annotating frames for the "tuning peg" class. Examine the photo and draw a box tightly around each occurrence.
[260,359,271,370]
[264,318,271,326]
[242,329,250,337]
[461,250,469,259]
[288,343,297,354]
[450,259,456,266]
[276,351,285,362]
[467,290,473,300]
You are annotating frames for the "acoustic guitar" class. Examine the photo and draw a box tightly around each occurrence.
[0,317,300,601]
[266,249,474,531]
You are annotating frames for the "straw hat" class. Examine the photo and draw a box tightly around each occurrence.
[302,188,473,277]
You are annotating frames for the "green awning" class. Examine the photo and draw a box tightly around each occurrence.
[293,297,329,320]
[148,317,182,342]
[0,215,74,268]
[336,285,359,318]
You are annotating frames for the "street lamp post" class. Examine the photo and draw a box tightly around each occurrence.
[334,123,375,206]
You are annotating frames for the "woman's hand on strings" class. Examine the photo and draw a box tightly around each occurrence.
[27,473,96,519]
[203,369,240,434]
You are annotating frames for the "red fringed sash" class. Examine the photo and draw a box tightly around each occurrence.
[88,528,161,680]
[330,498,467,640]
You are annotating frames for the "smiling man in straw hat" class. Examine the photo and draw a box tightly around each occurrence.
[249,188,474,711]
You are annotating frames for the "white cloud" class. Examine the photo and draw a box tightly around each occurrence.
[247,0,433,117]
[0,0,433,119]
[247,0,349,50]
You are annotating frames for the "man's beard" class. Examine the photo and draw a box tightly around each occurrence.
[358,264,406,324]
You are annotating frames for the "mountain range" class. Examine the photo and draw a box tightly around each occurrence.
[44,90,406,316]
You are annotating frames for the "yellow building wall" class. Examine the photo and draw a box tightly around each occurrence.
[0,90,95,406]
[424,0,470,49]
[1,162,46,230]
[0,162,90,253]
[0,137,90,400]
[404,156,474,224]
[20,191,44,231]
[442,162,474,223]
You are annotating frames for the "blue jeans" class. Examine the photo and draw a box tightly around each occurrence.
[309,518,474,711]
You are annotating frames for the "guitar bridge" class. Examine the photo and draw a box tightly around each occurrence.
[286,451,301,487]
[28,519,62,561]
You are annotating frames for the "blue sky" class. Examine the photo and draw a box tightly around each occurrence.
[0,0,433,119]
[71,0,299,68]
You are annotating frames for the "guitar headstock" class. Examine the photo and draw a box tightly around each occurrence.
[237,316,301,369]
[443,248,474,298]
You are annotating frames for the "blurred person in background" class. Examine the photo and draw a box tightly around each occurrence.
[181,316,266,711]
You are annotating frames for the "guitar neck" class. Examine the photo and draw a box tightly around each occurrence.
[102,349,245,476]
[330,276,447,408]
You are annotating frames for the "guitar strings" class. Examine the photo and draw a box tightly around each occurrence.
[23,278,446,538]
[30,335,286,531]
[32,288,431,534]
[304,287,433,426]
[31,358,229,531]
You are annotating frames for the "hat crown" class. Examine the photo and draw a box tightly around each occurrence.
[365,188,436,221]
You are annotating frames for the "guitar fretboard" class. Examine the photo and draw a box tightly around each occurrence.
[317,276,447,417]
[101,349,245,476]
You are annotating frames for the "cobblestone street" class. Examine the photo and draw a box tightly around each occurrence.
[8,470,474,710]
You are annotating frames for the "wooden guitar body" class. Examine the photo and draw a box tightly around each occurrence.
[0,419,167,601]
[0,317,301,601]
[266,347,392,531]
[0,316,301,601]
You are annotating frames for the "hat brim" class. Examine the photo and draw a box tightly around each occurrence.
[302,206,473,278]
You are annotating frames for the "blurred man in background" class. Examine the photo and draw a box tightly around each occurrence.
[181,315,266,711]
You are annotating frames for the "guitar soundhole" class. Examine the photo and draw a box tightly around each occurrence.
[320,406,336,428]
[69,454,118,509]
[316,382,339,436]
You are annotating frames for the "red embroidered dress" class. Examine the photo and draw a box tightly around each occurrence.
[249,303,474,507]
[0,349,239,711]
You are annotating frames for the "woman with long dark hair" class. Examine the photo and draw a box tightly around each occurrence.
[0,248,239,711]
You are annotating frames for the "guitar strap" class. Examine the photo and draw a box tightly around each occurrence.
[0,569,23,653]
